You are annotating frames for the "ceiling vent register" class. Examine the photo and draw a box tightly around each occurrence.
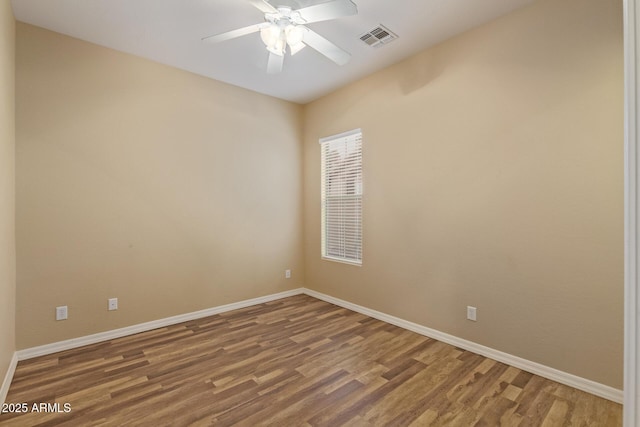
[359,24,398,48]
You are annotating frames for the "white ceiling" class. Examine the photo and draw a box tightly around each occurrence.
[11,0,534,104]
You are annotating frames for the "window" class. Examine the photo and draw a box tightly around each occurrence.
[320,129,363,265]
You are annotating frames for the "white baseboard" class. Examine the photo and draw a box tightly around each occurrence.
[302,288,623,404]
[0,352,18,406]
[13,286,622,404]
[17,288,304,361]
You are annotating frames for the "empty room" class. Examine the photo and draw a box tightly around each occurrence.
[1,0,639,425]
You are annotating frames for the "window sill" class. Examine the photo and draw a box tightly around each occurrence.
[321,256,362,267]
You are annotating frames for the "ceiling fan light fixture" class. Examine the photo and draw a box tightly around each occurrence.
[260,24,282,52]
[285,25,304,45]
[262,22,306,56]
[285,25,305,55]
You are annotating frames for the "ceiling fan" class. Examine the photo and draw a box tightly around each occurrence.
[202,0,358,74]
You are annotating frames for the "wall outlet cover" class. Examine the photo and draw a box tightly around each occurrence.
[56,306,68,321]
[467,306,477,322]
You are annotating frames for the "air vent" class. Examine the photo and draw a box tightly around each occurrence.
[359,24,398,48]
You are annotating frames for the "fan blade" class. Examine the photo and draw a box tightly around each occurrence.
[267,52,284,74]
[247,0,277,14]
[296,0,357,24]
[202,22,268,44]
[301,27,351,65]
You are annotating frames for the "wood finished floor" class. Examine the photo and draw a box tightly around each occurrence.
[0,295,621,426]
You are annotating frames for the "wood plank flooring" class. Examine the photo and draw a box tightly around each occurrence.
[0,295,622,426]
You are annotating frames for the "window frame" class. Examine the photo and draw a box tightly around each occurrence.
[319,128,363,266]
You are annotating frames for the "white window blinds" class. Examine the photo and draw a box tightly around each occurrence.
[320,129,363,265]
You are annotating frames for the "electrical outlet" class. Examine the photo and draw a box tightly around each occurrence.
[108,298,118,311]
[467,306,477,322]
[56,306,68,321]
[285,269,291,279]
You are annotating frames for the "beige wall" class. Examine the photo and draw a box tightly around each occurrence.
[15,23,304,348]
[0,1,16,387]
[303,0,624,389]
